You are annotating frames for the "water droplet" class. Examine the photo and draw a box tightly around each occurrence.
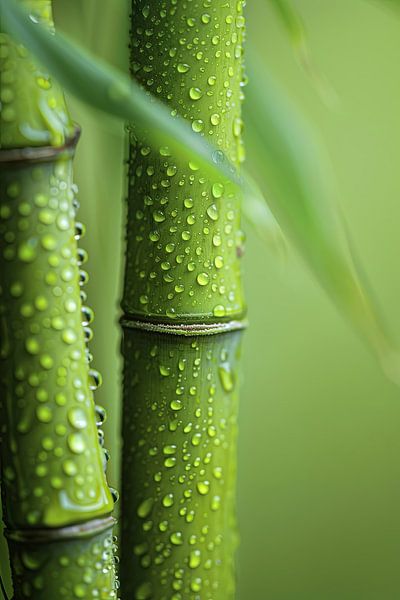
[213,467,223,479]
[63,459,78,477]
[137,498,154,519]
[212,182,224,198]
[191,578,202,592]
[74,584,86,599]
[214,256,224,269]
[177,63,190,73]
[211,495,221,511]
[159,365,171,377]
[36,406,52,423]
[68,433,86,454]
[206,204,219,221]
[18,241,37,263]
[39,354,53,370]
[170,532,183,546]
[89,369,102,390]
[25,337,40,355]
[189,550,201,569]
[189,87,202,100]
[163,444,177,455]
[41,233,57,250]
[197,273,209,286]
[62,329,77,345]
[233,116,243,137]
[21,551,41,571]
[162,493,174,508]
[135,582,152,600]
[153,209,166,223]
[213,305,226,318]
[196,481,210,495]
[192,119,204,133]
[219,362,235,392]
[68,407,88,430]
[95,405,107,426]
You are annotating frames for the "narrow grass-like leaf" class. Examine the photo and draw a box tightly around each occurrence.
[245,57,400,380]
[269,0,337,107]
[0,0,218,174]
[0,573,8,600]
[0,0,283,252]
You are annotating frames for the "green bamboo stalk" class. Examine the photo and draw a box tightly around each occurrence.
[120,1,247,598]
[0,2,118,597]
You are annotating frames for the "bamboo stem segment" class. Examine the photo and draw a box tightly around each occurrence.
[121,327,243,599]
[121,1,247,597]
[0,2,117,597]
[7,517,117,599]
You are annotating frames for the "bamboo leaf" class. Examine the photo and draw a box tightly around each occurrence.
[0,0,216,174]
[269,0,338,107]
[245,58,400,381]
[0,0,284,253]
[0,574,9,600]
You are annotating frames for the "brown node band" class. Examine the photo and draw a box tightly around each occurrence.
[0,126,81,167]
[5,516,116,544]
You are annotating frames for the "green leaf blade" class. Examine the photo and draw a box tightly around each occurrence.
[245,58,400,380]
[0,0,283,252]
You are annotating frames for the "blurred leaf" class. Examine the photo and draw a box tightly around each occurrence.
[0,1,234,180]
[0,0,222,177]
[0,0,284,254]
[243,174,287,257]
[0,574,9,600]
[245,57,400,381]
[269,0,338,107]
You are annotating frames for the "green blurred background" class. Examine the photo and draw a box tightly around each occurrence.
[3,0,400,598]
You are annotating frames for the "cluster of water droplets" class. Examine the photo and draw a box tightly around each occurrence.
[0,3,73,149]
[9,525,119,599]
[0,157,115,528]
[121,329,241,599]
[124,0,247,323]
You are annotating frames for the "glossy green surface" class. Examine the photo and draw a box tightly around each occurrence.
[121,328,242,600]
[8,520,118,599]
[0,1,117,597]
[0,154,114,529]
[123,0,246,323]
[0,0,74,149]
[120,1,247,597]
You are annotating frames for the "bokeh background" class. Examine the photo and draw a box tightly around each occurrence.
[2,1,400,598]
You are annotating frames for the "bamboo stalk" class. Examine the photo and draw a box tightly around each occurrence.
[120,1,246,597]
[0,2,117,597]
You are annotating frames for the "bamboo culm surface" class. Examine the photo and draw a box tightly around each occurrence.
[120,1,246,598]
[0,2,117,598]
